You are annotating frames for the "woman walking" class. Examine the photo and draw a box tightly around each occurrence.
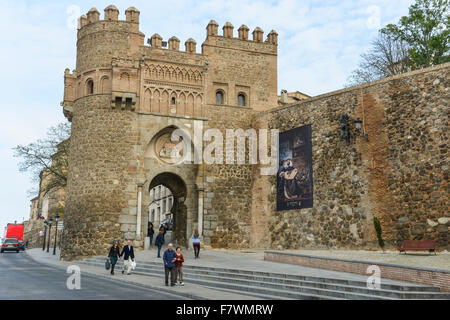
[174,247,185,286]
[192,230,201,259]
[107,240,121,275]
[155,230,164,258]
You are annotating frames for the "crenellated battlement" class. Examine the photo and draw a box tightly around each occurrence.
[206,20,278,46]
[76,6,143,43]
[66,4,278,118]
[78,6,140,29]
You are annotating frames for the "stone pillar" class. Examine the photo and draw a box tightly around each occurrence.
[104,5,119,21]
[87,8,100,24]
[125,7,140,23]
[238,25,249,40]
[151,34,163,48]
[155,205,161,230]
[198,190,204,236]
[267,30,278,45]
[252,27,264,42]
[223,22,234,38]
[185,38,197,53]
[136,185,143,240]
[168,36,180,51]
[206,20,219,37]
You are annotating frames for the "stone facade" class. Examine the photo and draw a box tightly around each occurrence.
[60,6,278,260]
[57,5,448,260]
[253,64,449,251]
[23,153,66,249]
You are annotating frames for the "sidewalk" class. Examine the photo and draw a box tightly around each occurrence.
[26,248,265,300]
[89,245,431,286]
[26,245,436,300]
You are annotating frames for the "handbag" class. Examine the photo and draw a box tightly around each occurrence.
[131,260,136,270]
[105,258,111,270]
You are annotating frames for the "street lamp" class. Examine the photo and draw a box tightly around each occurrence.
[46,218,53,253]
[354,118,369,142]
[42,219,48,251]
[339,114,369,145]
[53,214,60,255]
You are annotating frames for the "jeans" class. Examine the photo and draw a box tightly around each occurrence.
[149,235,153,245]
[193,243,200,258]
[157,245,162,257]
[175,266,183,283]
[165,267,176,285]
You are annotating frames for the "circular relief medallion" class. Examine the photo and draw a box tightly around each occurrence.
[155,132,184,164]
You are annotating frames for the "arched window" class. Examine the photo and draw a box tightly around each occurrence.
[216,91,224,105]
[238,93,246,106]
[171,97,176,105]
[86,79,94,95]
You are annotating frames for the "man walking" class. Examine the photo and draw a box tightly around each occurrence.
[120,240,135,275]
[163,243,177,286]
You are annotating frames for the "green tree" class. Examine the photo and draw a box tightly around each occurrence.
[347,0,449,86]
[382,0,449,69]
[346,32,410,86]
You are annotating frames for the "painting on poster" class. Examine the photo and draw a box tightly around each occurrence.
[277,124,313,211]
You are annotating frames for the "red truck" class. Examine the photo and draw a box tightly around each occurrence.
[1,223,24,253]
[6,223,24,241]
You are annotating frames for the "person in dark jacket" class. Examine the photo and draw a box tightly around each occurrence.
[155,230,164,258]
[107,240,121,275]
[120,240,135,275]
[148,223,154,246]
[163,243,177,286]
[160,225,167,236]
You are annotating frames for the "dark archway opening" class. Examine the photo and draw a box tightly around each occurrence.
[149,172,187,247]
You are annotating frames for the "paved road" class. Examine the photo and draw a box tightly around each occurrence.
[0,251,187,300]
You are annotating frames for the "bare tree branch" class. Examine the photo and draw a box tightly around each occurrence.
[13,122,71,197]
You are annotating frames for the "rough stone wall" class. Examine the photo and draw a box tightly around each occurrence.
[254,63,449,250]
[62,95,138,260]
[202,35,277,112]
[60,6,448,260]
[202,105,256,248]
[76,21,143,72]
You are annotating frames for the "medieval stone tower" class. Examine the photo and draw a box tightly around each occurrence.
[61,5,278,260]
[57,5,449,260]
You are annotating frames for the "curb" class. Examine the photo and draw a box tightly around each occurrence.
[25,251,206,300]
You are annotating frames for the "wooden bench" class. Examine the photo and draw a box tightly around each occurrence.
[398,240,437,255]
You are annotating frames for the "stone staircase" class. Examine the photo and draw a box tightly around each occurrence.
[79,257,450,300]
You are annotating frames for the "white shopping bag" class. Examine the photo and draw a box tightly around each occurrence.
[131,260,136,270]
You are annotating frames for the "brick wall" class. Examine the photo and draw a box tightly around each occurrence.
[265,251,450,292]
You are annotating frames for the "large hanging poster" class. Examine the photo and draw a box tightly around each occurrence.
[277,124,313,211]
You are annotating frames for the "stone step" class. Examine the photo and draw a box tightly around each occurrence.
[130,264,449,299]
[81,260,434,300]
[160,276,347,300]
[81,260,319,300]
[87,257,441,293]
[136,262,442,294]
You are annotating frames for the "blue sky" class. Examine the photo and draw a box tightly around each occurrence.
[0,0,414,235]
